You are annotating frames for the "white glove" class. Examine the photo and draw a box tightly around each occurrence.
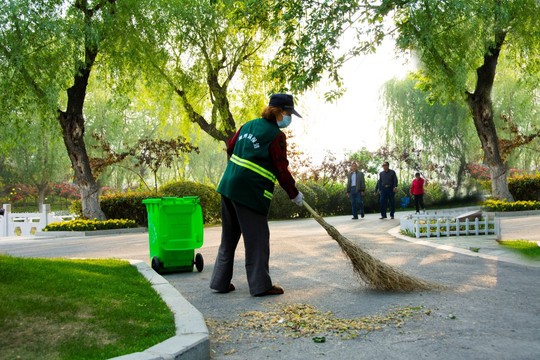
[292,191,303,206]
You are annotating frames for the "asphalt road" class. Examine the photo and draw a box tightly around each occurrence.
[1,213,539,360]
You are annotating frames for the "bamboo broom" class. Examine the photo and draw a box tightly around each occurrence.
[302,200,444,292]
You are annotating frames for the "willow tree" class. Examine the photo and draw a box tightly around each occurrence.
[382,77,480,191]
[383,0,540,200]
[0,0,123,219]
[268,0,540,201]
[121,0,277,145]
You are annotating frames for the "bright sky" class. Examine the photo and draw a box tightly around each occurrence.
[290,38,415,163]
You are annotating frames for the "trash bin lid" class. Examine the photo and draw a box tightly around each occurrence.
[142,197,200,205]
[142,198,163,204]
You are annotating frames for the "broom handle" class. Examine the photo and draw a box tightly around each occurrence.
[303,199,340,233]
[302,200,318,217]
[302,200,327,226]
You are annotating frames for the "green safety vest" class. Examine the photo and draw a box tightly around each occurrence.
[217,118,282,215]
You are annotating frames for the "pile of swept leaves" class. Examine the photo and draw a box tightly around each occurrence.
[207,302,430,343]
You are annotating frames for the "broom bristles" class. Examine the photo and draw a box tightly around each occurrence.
[303,200,444,292]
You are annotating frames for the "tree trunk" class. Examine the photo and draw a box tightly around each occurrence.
[37,183,48,213]
[465,30,514,202]
[59,53,106,220]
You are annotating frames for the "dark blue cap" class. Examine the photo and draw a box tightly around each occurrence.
[268,94,302,118]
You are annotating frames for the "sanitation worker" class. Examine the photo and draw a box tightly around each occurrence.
[210,94,303,297]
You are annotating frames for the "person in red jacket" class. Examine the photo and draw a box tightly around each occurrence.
[410,172,425,214]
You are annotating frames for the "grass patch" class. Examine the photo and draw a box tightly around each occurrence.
[498,240,540,260]
[0,255,175,360]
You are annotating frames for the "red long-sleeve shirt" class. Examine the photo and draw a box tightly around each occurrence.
[227,126,299,199]
[410,178,425,195]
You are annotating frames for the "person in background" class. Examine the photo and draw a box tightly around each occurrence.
[410,172,426,214]
[374,161,398,219]
[210,93,303,297]
[346,162,365,219]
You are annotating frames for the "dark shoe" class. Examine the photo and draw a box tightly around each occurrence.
[254,285,284,297]
[352,217,358,220]
[361,213,365,218]
[215,283,235,293]
[390,216,394,219]
[379,216,387,219]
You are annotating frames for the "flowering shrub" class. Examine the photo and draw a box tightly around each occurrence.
[52,182,81,200]
[43,218,137,232]
[482,199,540,212]
[4,184,37,202]
[466,163,491,181]
[9,188,22,202]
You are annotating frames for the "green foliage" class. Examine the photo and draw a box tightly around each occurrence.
[363,178,382,213]
[160,180,221,224]
[423,182,450,205]
[323,183,350,216]
[72,192,156,226]
[381,76,479,188]
[269,179,377,219]
[482,200,540,212]
[268,184,312,220]
[508,175,540,201]
[101,192,157,226]
[72,181,221,224]
[303,181,330,214]
[43,219,137,232]
[125,0,272,143]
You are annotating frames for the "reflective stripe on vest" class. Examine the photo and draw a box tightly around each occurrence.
[264,190,273,200]
[230,154,277,183]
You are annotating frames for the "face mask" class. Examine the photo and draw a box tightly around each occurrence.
[278,114,292,128]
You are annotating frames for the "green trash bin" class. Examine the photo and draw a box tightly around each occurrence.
[142,197,204,274]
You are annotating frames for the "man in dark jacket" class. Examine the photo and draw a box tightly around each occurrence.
[346,163,365,219]
[374,161,398,219]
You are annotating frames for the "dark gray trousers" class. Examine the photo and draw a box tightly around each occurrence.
[210,196,273,296]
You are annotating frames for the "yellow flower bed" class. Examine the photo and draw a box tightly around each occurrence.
[44,218,137,232]
[482,199,540,212]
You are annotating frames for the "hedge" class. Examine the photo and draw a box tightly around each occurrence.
[508,174,540,201]
[71,181,221,225]
[71,192,157,226]
[68,178,465,225]
[160,180,221,224]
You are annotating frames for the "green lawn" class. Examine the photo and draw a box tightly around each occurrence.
[499,240,540,260]
[0,255,175,360]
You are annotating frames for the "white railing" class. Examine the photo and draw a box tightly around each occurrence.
[400,213,500,239]
[0,204,76,237]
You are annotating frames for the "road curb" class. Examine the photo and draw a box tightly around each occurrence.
[487,209,540,217]
[108,260,210,360]
[35,227,148,237]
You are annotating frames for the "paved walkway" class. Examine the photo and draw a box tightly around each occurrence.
[1,211,539,360]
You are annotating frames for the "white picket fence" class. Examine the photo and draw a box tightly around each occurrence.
[0,204,76,237]
[400,213,500,239]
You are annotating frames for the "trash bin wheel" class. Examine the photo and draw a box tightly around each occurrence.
[151,256,163,274]
[194,253,204,272]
